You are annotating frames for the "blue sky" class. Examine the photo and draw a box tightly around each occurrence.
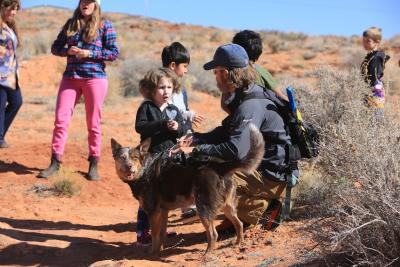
[23,0,399,39]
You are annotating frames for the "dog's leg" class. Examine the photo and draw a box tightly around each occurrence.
[199,216,217,254]
[149,211,163,256]
[159,209,169,250]
[222,190,244,245]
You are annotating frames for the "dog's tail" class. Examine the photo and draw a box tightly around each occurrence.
[233,123,265,174]
[211,123,265,176]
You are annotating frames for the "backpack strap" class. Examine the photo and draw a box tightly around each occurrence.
[242,88,299,222]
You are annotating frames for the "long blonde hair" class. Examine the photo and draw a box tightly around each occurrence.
[0,0,21,45]
[63,1,101,43]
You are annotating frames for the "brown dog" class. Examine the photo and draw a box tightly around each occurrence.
[111,124,265,256]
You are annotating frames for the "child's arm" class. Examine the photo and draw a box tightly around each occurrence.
[135,105,169,136]
[51,27,69,57]
[170,107,186,137]
[88,20,119,61]
[368,53,385,86]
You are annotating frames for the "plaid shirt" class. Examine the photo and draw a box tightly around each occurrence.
[51,20,119,79]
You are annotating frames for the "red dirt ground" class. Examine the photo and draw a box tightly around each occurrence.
[0,55,317,267]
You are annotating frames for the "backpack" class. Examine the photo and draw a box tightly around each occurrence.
[242,87,319,160]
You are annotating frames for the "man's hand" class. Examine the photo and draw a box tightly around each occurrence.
[177,134,194,147]
[192,113,205,128]
[169,146,195,156]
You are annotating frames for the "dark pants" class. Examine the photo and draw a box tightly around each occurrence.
[0,85,23,142]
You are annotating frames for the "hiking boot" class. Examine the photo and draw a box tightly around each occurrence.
[0,140,9,148]
[181,208,197,219]
[88,156,100,181]
[137,230,152,246]
[136,230,177,246]
[261,199,282,231]
[38,156,61,178]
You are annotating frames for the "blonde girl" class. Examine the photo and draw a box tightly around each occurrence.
[39,0,119,180]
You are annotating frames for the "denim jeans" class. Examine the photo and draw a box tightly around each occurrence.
[0,84,23,142]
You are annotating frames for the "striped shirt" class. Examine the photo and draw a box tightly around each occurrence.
[51,19,119,79]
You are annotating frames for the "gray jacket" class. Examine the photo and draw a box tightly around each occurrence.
[195,83,293,182]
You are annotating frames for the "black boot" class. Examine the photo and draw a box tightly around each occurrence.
[88,156,100,181]
[38,155,61,178]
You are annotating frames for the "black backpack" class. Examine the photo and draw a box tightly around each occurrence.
[242,89,319,160]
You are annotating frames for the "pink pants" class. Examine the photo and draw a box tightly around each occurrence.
[51,77,108,159]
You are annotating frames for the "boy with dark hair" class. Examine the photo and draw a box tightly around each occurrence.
[232,30,288,101]
[161,42,204,218]
[162,41,191,68]
[161,42,204,134]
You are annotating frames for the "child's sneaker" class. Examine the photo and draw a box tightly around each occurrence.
[137,230,152,246]
[181,208,197,219]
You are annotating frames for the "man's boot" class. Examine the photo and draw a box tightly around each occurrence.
[38,155,61,178]
[88,156,100,181]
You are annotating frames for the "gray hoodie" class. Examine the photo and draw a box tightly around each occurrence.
[195,83,293,182]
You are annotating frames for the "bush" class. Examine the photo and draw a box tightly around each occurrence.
[188,62,219,96]
[295,67,400,266]
[120,56,159,97]
[52,178,81,197]
[20,30,56,59]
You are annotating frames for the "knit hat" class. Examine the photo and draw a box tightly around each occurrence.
[95,0,101,5]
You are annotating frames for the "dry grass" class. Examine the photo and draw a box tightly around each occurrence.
[294,66,400,266]
[51,167,82,197]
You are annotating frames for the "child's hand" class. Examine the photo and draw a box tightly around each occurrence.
[0,46,6,57]
[192,113,205,128]
[76,49,91,58]
[67,46,81,56]
[67,46,91,58]
[167,120,178,131]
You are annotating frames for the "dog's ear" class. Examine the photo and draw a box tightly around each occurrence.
[140,138,151,154]
[111,138,122,156]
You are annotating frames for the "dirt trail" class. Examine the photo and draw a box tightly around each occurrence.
[0,56,315,267]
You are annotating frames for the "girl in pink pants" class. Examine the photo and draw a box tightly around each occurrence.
[51,78,108,159]
[39,0,119,180]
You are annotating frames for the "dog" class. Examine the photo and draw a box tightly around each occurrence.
[111,124,265,256]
